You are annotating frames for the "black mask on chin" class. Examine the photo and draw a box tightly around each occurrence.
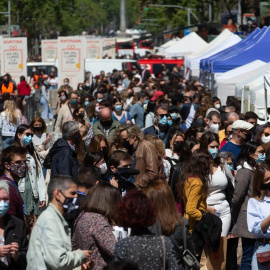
[100,119,113,128]
[243,132,252,143]
[158,122,169,133]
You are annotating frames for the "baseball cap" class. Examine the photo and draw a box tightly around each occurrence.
[151,91,164,101]
[232,120,254,130]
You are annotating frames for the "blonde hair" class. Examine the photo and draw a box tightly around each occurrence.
[144,135,165,157]
[117,124,144,142]
[4,100,19,125]
[170,132,185,151]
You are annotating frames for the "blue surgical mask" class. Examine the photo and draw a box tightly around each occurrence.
[143,99,149,105]
[256,153,266,164]
[115,105,122,111]
[193,104,199,110]
[84,101,90,106]
[97,98,103,103]
[159,116,168,126]
[208,148,218,159]
[170,113,178,120]
[70,100,78,106]
[22,135,32,146]
[168,120,173,126]
[228,165,234,171]
[44,81,48,85]
[0,200,9,217]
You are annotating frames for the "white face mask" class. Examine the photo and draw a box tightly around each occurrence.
[214,104,221,110]
[210,123,219,133]
[262,136,270,144]
[99,163,107,174]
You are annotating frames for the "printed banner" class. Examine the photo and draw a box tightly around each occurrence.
[1,37,27,84]
[42,40,58,62]
[85,39,102,59]
[58,37,85,89]
[102,38,116,59]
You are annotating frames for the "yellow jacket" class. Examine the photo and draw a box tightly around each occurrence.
[183,177,207,231]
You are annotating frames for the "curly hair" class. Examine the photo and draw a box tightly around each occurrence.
[177,152,211,200]
[116,190,157,229]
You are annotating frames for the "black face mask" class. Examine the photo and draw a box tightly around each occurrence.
[100,119,113,128]
[34,126,43,132]
[60,191,79,214]
[243,132,252,143]
[127,93,133,98]
[261,182,270,191]
[173,141,184,152]
[78,113,84,119]
[122,140,134,153]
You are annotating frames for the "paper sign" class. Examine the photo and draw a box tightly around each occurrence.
[85,39,102,59]
[42,40,58,62]
[1,38,27,84]
[58,37,85,89]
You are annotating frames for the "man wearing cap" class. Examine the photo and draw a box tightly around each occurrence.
[129,92,148,130]
[151,91,164,105]
[218,112,239,143]
[220,120,254,168]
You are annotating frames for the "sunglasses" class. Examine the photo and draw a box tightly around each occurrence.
[158,114,169,118]
[24,133,33,137]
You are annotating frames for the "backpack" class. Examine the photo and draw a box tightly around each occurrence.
[34,88,42,102]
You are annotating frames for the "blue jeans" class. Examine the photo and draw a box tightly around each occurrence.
[40,96,53,120]
[240,237,256,270]
[2,136,14,149]
[252,242,270,270]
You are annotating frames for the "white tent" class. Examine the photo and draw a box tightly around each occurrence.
[163,32,208,57]
[185,30,241,79]
[160,38,181,48]
[214,61,269,105]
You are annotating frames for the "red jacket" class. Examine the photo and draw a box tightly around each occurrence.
[17,81,31,95]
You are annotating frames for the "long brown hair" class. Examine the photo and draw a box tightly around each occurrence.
[81,182,120,224]
[143,180,182,235]
[252,163,270,200]
[177,151,211,200]
[87,134,109,152]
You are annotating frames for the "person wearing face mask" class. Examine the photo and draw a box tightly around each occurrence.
[200,131,234,238]
[72,106,90,141]
[205,111,221,134]
[44,121,80,182]
[95,92,104,104]
[0,181,28,270]
[212,97,222,112]
[112,98,132,125]
[55,91,79,131]
[129,92,148,129]
[93,107,120,141]
[220,120,254,169]
[0,145,28,221]
[13,125,46,229]
[124,89,134,112]
[247,163,270,270]
[58,78,73,94]
[83,152,107,178]
[144,104,171,145]
[119,124,165,189]
[82,79,91,94]
[27,175,91,270]
[255,124,270,152]
[168,105,182,128]
[229,141,263,270]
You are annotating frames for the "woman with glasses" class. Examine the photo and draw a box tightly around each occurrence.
[13,124,46,230]
[199,131,234,237]
[220,122,233,150]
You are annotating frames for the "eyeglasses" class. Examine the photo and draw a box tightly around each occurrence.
[158,114,169,118]
[23,133,33,137]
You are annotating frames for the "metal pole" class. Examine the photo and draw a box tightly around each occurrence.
[120,0,126,33]
[8,0,11,37]
[209,2,212,22]
[187,8,190,26]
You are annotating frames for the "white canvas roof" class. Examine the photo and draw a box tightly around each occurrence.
[163,32,208,57]
[160,38,181,48]
[215,61,270,105]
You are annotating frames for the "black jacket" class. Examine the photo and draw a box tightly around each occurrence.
[45,138,79,182]
[0,214,28,270]
[192,212,222,256]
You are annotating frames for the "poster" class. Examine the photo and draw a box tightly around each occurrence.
[1,37,27,84]
[102,38,116,58]
[85,39,102,59]
[58,37,85,89]
[42,40,58,62]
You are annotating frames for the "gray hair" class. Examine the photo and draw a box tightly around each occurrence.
[62,121,79,140]
[0,181,9,197]
[46,132,62,150]
[47,175,76,202]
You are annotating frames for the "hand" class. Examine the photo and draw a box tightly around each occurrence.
[227,232,237,239]
[39,201,46,208]
[0,244,11,257]
[81,260,94,270]
[207,206,216,215]
[10,242,19,261]
[44,134,51,145]
[82,250,91,260]
[110,177,118,188]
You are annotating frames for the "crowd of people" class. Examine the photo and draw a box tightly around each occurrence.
[0,63,270,270]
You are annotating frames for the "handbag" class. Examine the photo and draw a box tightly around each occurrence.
[181,221,200,270]
[257,250,270,264]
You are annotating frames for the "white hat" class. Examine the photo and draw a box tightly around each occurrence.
[232,120,254,130]
[257,109,269,125]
